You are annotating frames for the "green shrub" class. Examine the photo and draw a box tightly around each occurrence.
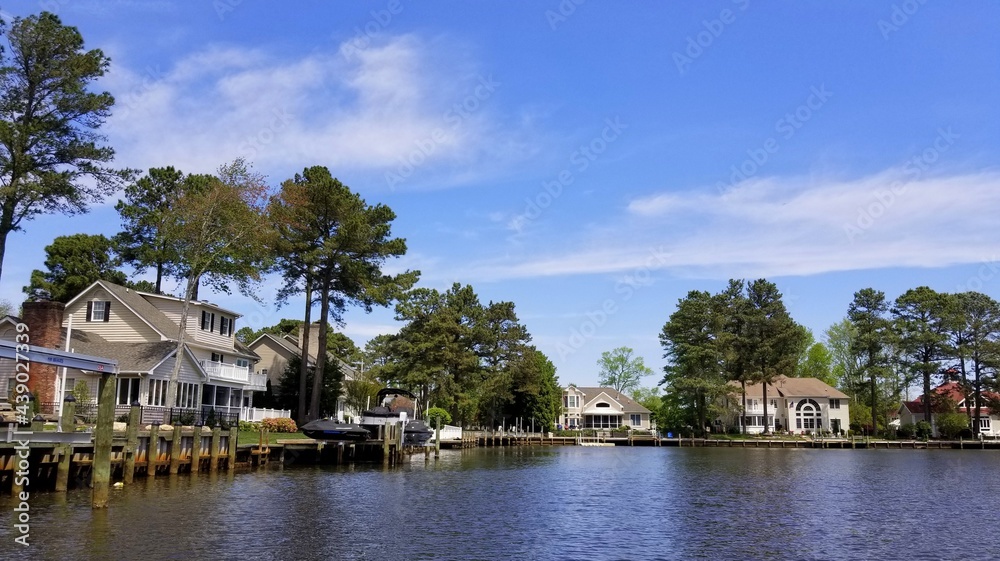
[261,417,297,433]
[425,407,452,428]
[915,421,932,439]
[936,413,969,439]
[239,420,261,432]
[897,423,916,439]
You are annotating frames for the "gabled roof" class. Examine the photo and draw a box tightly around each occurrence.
[66,280,179,340]
[247,332,359,379]
[901,381,997,416]
[575,387,651,414]
[732,376,848,400]
[61,330,177,373]
[137,290,241,317]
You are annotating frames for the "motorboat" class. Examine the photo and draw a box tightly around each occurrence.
[359,388,434,446]
[299,418,371,441]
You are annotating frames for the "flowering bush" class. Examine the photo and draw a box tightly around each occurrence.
[261,417,297,433]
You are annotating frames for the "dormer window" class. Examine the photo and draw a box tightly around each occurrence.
[87,301,111,322]
[219,316,231,336]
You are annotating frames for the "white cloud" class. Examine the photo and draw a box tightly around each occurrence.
[466,170,1000,281]
[101,35,533,188]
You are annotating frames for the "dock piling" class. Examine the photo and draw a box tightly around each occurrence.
[92,370,117,509]
[123,403,140,484]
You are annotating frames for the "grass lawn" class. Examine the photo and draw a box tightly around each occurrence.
[237,430,312,446]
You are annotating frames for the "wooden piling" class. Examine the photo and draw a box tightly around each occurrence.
[148,424,160,478]
[209,427,221,471]
[227,427,238,472]
[61,395,76,433]
[435,417,441,459]
[55,396,76,492]
[382,425,390,467]
[169,424,182,475]
[55,444,72,492]
[190,427,202,474]
[123,404,141,484]
[92,371,117,509]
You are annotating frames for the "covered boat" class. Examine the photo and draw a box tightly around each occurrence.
[299,418,371,441]
[359,388,434,446]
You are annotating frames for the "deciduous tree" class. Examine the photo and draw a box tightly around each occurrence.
[597,346,653,394]
[162,160,274,409]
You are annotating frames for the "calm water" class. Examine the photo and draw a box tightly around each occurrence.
[3,446,999,560]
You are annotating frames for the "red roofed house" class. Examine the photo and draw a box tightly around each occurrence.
[898,381,999,438]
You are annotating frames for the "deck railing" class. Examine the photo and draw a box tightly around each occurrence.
[240,406,292,421]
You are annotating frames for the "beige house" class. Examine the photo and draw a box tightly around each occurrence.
[898,381,1000,438]
[561,385,653,431]
[721,376,850,435]
[247,326,359,420]
[1,280,266,423]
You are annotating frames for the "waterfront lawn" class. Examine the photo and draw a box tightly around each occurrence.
[238,430,312,446]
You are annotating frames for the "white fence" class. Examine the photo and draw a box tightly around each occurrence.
[241,407,292,422]
[428,425,463,442]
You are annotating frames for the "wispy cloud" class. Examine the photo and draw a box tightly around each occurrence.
[101,35,535,187]
[464,169,1000,281]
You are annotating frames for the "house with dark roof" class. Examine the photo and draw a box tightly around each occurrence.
[898,381,999,437]
[720,376,850,435]
[0,280,266,421]
[560,385,653,430]
[247,326,359,419]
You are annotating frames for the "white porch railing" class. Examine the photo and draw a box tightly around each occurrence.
[200,360,250,383]
[249,373,267,391]
[241,407,292,421]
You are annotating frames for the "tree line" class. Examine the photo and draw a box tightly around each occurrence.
[4,12,562,429]
[655,279,1000,438]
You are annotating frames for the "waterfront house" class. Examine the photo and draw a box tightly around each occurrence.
[247,326,359,420]
[561,385,653,430]
[0,280,267,423]
[898,381,1000,438]
[720,376,851,435]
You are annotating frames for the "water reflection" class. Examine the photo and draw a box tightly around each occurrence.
[3,447,999,560]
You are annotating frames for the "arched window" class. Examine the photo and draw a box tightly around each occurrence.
[596,402,610,408]
[795,399,822,431]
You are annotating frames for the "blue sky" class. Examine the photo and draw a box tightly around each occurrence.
[2,1,999,388]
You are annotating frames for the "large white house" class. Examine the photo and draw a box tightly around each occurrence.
[1,280,266,423]
[720,376,851,435]
[561,385,653,431]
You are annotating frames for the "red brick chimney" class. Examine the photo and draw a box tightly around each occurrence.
[21,300,66,405]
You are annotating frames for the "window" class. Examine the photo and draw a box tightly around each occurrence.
[219,316,231,336]
[235,358,249,368]
[211,352,224,363]
[63,377,75,400]
[829,399,841,410]
[564,395,578,408]
[201,311,215,332]
[116,378,141,406]
[87,300,111,322]
[260,368,268,377]
[770,399,778,409]
[979,418,992,430]
[796,399,822,432]
[176,382,199,409]
[630,414,642,427]
[148,379,168,406]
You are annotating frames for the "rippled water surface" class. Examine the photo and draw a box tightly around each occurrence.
[3,446,999,560]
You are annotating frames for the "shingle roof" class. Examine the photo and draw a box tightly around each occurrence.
[576,387,651,414]
[61,330,176,373]
[732,376,848,400]
[97,280,179,339]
